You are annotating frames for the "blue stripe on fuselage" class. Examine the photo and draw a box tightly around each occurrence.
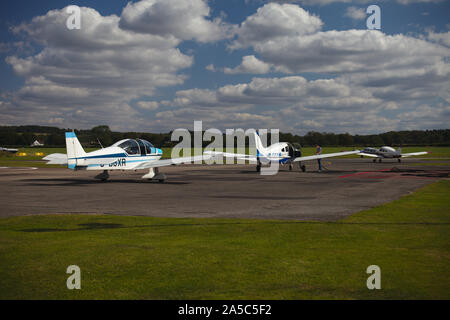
[86,155,161,167]
[69,153,162,160]
[68,153,128,160]
[258,156,290,164]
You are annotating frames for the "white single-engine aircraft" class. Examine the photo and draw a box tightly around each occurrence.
[205,131,360,172]
[43,132,212,182]
[0,147,18,154]
[359,146,428,162]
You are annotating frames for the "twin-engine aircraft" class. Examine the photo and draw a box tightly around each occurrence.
[359,146,428,162]
[205,132,360,172]
[44,132,211,182]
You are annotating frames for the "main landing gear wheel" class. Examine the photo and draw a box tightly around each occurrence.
[373,159,377,163]
[289,164,293,171]
[142,167,166,182]
[298,162,306,172]
[378,158,382,163]
[256,159,261,172]
[398,158,401,163]
[95,170,110,182]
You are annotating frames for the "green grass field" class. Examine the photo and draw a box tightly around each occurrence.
[0,180,449,299]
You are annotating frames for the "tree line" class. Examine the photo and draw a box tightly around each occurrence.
[0,125,448,148]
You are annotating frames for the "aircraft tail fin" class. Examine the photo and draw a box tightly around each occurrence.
[254,131,268,158]
[65,132,86,169]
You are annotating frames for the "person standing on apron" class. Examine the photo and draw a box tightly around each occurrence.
[316,145,322,172]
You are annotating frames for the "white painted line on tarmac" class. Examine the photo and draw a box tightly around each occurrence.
[0,167,38,170]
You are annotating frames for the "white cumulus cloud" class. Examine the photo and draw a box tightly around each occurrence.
[230,3,322,50]
[344,6,366,21]
[224,55,272,74]
[119,0,234,42]
[4,5,193,130]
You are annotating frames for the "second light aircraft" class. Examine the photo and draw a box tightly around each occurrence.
[205,131,360,172]
[359,146,428,162]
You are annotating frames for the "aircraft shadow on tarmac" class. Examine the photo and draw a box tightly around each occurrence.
[20,222,125,233]
[19,178,190,186]
[19,220,450,233]
[184,168,351,175]
[389,168,450,178]
[212,195,316,200]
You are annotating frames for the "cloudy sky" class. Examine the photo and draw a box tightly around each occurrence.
[0,0,449,134]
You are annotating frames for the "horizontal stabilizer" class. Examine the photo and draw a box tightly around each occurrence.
[43,153,68,165]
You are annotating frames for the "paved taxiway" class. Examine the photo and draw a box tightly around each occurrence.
[0,159,448,220]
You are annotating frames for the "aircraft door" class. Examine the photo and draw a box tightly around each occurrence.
[288,145,294,158]
[288,143,302,158]
[137,139,146,156]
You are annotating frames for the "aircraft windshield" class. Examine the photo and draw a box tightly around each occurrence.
[287,143,301,158]
[118,139,140,155]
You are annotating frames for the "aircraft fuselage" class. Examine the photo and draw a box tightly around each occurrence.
[362,146,401,158]
[69,145,162,171]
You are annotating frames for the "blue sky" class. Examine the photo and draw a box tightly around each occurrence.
[0,0,449,134]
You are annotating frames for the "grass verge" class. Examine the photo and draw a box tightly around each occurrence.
[0,180,449,299]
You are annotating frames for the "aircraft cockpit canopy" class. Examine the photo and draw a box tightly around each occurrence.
[363,147,378,153]
[116,139,156,155]
[380,146,395,153]
[118,139,140,155]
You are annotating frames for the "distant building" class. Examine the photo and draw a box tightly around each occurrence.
[30,140,44,147]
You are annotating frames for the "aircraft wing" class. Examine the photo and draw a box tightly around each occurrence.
[204,150,360,163]
[292,150,361,162]
[44,153,213,168]
[43,153,68,164]
[358,152,381,158]
[203,151,258,162]
[133,154,214,169]
[401,151,428,157]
